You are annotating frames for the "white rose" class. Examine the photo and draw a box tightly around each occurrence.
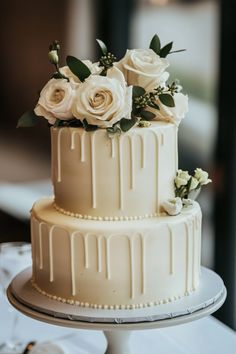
[175,169,191,188]
[189,176,199,191]
[72,67,133,128]
[162,197,183,216]
[115,49,169,91]
[150,92,188,125]
[194,168,212,185]
[34,78,75,125]
[60,61,102,85]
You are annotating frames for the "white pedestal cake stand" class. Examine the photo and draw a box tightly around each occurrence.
[7,267,226,354]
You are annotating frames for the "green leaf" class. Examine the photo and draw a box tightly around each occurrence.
[159,93,175,107]
[149,34,161,55]
[140,110,156,121]
[120,117,137,132]
[96,39,108,55]
[148,102,160,110]
[160,42,173,58]
[83,119,98,131]
[66,56,91,82]
[106,124,121,137]
[17,110,38,128]
[132,86,146,98]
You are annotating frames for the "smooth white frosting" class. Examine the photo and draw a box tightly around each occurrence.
[51,122,178,218]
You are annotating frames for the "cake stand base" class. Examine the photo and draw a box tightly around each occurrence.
[7,267,226,354]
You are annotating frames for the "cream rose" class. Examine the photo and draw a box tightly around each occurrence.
[150,92,188,125]
[162,197,183,216]
[115,49,169,91]
[72,67,132,128]
[34,78,75,125]
[194,168,212,185]
[60,60,102,85]
[175,169,191,188]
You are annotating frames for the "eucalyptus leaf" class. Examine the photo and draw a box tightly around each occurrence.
[149,34,161,55]
[17,110,38,128]
[120,117,137,132]
[96,39,108,55]
[140,110,156,121]
[132,86,145,98]
[83,119,98,131]
[160,42,173,58]
[66,56,91,82]
[159,93,175,107]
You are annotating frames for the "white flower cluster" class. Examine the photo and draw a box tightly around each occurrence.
[34,47,188,128]
[162,168,212,216]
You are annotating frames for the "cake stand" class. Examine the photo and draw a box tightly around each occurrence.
[7,267,226,354]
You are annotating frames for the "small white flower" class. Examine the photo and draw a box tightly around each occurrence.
[48,50,59,64]
[194,168,212,185]
[182,198,193,207]
[189,176,199,191]
[174,169,191,188]
[162,197,183,216]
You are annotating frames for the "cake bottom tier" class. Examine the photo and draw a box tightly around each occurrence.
[31,198,202,309]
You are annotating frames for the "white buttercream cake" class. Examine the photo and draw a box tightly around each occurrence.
[30,122,202,309]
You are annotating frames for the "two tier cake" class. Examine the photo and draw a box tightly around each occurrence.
[18,35,211,309]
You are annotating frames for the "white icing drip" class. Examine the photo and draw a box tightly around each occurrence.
[118,136,124,210]
[39,222,43,270]
[80,131,86,162]
[184,222,190,293]
[130,136,135,190]
[57,129,64,182]
[70,232,76,296]
[84,234,90,269]
[129,237,135,299]
[167,225,174,275]
[30,217,36,278]
[161,132,164,146]
[105,237,111,280]
[111,137,115,158]
[150,131,160,212]
[49,225,56,282]
[90,133,96,208]
[97,236,103,273]
[70,130,77,150]
[141,134,145,169]
[140,234,145,294]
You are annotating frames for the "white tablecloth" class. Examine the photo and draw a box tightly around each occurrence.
[1,291,236,354]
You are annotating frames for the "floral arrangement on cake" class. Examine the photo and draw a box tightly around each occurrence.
[162,168,212,216]
[17,35,188,133]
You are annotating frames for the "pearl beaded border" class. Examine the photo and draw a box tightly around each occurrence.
[53,202,161,221]
[31,279,194,310]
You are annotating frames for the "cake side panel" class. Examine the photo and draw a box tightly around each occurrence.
[52,122,177,218]
[31,198,202,309]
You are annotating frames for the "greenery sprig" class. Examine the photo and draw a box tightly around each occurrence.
[149,34,186,58]
[96,39,117,75]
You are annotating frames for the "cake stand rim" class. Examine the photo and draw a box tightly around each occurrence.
[7,267,227,330]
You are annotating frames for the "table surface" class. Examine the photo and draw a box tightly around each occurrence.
[1,290,236,354]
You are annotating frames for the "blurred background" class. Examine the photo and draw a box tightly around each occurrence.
[0,0,235,330]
